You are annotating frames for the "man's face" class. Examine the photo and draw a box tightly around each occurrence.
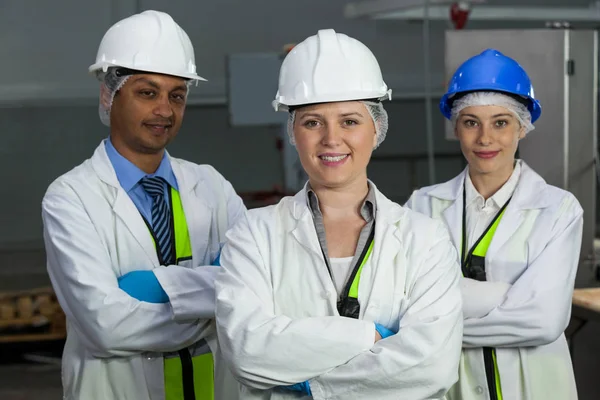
[110,73,188,155]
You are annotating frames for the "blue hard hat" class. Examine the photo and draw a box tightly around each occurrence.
[440,49,542,123]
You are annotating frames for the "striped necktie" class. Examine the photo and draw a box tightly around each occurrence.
[140,176,174,265]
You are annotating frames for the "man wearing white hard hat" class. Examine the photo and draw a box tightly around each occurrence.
[42,10,245,400]
[215,29,463,399]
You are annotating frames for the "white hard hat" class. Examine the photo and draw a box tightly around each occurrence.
[273,29,391,111]
[89,10,205,82]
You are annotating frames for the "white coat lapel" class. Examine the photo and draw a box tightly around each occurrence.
[171,158,213,266]
[371,197,403,298]
[113,189,160,264]
[486,162,550,261]
[290,191,323,259]
[292,217,323,259]
[485,204,523,261]
[91,141,159,265]
[428,171,465,252]
[349,189,403,314]
[372,192,402,269]
[441,198,462,254]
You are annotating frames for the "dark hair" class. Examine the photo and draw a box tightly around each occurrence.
[113,67,192,82]
[114,67,141,77]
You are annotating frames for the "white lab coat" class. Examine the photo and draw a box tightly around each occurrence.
[405,161,582,400]
[215,183,463,400]
[42,141,246,400]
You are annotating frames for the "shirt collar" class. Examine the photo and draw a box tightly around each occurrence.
[306,181,377,222]
[465,160,522,209]
[104,138,178,192]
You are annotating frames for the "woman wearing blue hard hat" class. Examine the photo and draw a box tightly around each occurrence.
[406,49,582,400]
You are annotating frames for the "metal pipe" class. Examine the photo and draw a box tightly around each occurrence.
[563,30,570,190]
[423,0,436,185]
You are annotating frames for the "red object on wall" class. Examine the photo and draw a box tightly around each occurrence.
[450,2,471,30]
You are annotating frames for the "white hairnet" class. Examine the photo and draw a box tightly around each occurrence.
[98,69,131,127]
[287,101,389,149]
[451,91,535,134]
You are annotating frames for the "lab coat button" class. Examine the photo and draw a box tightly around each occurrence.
[321,291,330,299]
[475,386,484,394]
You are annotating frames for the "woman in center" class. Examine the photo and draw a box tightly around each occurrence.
[215,29,463,399]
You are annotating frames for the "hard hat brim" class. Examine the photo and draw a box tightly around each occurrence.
[440,88,542,123]
[88,62,207,82]
[273,89,392,112]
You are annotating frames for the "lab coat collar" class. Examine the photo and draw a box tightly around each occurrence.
[90,141,207,265]
[171,159,213,264]
[91,141,122,189]
[90,142,158,264]
[511,161,553,210]
[290,180,403,224]
[426,160,553,210]
[424,160,553,262]
[289,180,405,286]
[91,141,202,193]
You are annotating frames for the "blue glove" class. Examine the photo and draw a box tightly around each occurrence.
[118,270,169,303]
[211,251,221,266]
[375,323,395,339]
[281,381,311,395]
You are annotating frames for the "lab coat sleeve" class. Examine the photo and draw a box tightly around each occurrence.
[309,222,464,400]
[153,265,219,321]
[404,193,511,319]
[215,213,377,390]
[460,278,512,319]
[154,173,247,321]
[42,187,213,358]
[402,190,435,216]
[462,195,583,348]
[403,191,419,209]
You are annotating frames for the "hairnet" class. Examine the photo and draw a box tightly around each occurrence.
[98,68,131,127]
[287,101,389,148]
[451,91,535,134]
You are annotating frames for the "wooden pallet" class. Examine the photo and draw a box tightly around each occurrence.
[0,287,66,343]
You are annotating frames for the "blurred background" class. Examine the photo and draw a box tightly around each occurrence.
[1,0,600,398]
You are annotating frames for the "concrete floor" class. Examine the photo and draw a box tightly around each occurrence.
[0,364,62,400]
[0,342,63,400]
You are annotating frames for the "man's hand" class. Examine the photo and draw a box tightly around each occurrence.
[374,323,396,342]
[118,270,169,303]
[280,381,311,396]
